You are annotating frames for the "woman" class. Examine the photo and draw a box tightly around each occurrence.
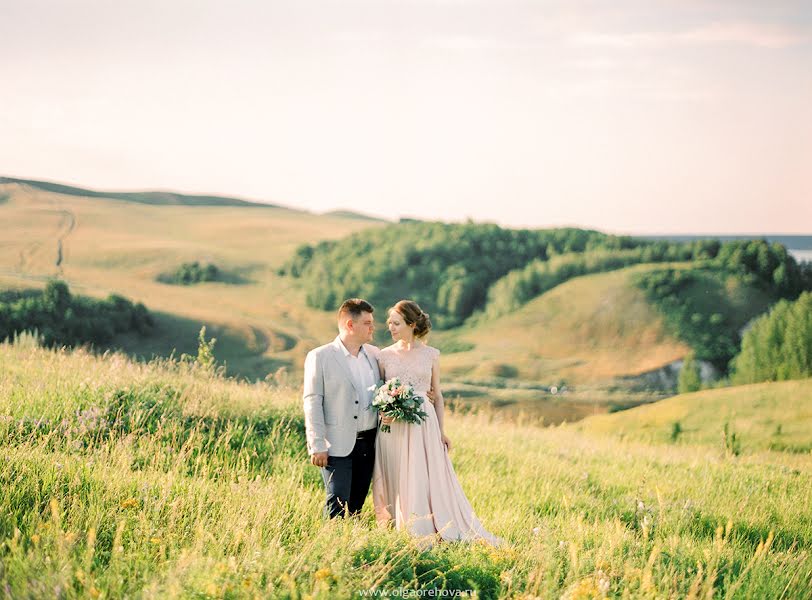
[371,299,501,545]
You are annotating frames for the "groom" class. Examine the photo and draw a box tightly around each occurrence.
[303,298,381,518]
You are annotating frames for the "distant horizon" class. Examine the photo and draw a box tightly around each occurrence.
[0,174,812,239]
[3,173,811,239]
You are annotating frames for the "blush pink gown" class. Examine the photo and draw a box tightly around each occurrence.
[372,343,501,545]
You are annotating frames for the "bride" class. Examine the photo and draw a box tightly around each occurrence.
[372,299,501,545]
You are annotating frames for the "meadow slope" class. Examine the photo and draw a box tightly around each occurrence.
[1,342,810,598]
[573,379,812,454]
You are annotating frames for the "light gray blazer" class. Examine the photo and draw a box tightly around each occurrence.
[303,337,382,457]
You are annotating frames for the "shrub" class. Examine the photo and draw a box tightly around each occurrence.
[0,280,154,347]
[159,262,220,285]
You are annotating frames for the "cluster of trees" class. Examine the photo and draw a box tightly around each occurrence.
[677,354,703,394]
[712,240,812,298]
[279,223,640,327]
[633,269,741,371]
[632,241,811,373]
[159,262,220,285]
[731,291,812,384]
[0,280,154,347]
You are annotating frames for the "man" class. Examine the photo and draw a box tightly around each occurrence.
[303,298,381,518]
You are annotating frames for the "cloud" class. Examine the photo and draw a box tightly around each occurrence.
[419,34,542,51]
[571,23,809,50]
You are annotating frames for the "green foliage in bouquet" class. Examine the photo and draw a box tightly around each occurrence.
[370,378,429,433]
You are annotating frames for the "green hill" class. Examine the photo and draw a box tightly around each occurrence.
[573,379,812,453]
[1,177,809,420]
[281,222,642,327]
[439,265,702,384]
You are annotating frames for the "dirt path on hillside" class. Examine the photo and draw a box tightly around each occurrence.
[9,186,77,278]
[54,208,76,275]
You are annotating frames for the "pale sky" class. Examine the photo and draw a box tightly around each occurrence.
[2,0,811,234]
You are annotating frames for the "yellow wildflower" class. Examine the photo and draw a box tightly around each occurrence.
[30,534,41,544]
[89,587,101,599]
[150,537,161,545]
[314,568,332,581]
[562,577,600,600]
[120,498,138,509]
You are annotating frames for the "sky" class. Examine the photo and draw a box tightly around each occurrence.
[1,0,811,234]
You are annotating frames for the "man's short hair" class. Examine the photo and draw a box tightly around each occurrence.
[337,298,374,322]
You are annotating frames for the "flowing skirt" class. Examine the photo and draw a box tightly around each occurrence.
[371,397,501,545]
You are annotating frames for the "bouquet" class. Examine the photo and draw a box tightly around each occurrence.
[369,378,429,433]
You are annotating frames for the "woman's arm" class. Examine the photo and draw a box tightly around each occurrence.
[430,355,452,451]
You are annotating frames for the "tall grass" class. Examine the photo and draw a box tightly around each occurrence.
[1,343,810,598]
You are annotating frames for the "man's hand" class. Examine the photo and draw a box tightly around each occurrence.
[381,414,394,425]
[310,451,328,467]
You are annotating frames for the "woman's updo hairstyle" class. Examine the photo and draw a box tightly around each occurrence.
[392,300,432,338]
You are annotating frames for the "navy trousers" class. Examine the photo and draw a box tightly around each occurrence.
[321,429,377,518]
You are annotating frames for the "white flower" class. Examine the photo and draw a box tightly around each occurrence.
[597,572,610,595]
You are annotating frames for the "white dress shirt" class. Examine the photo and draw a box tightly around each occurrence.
[338,339,378,432]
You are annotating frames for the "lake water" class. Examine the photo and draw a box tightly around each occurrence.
[791,249,812,263]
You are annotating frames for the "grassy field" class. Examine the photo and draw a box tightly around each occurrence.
[1,340,810,598]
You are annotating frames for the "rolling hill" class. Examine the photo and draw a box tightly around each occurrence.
[0,178,383,379]
[0,176,280,207]
[1,176,803,423]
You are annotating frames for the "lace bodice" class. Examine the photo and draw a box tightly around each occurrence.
[378,343,440,396]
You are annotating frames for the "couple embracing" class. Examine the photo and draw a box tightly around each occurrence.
[303,298,501,545]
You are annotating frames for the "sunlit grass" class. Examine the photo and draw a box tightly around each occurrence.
[573,379,812,453]
[1,342,810,598]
